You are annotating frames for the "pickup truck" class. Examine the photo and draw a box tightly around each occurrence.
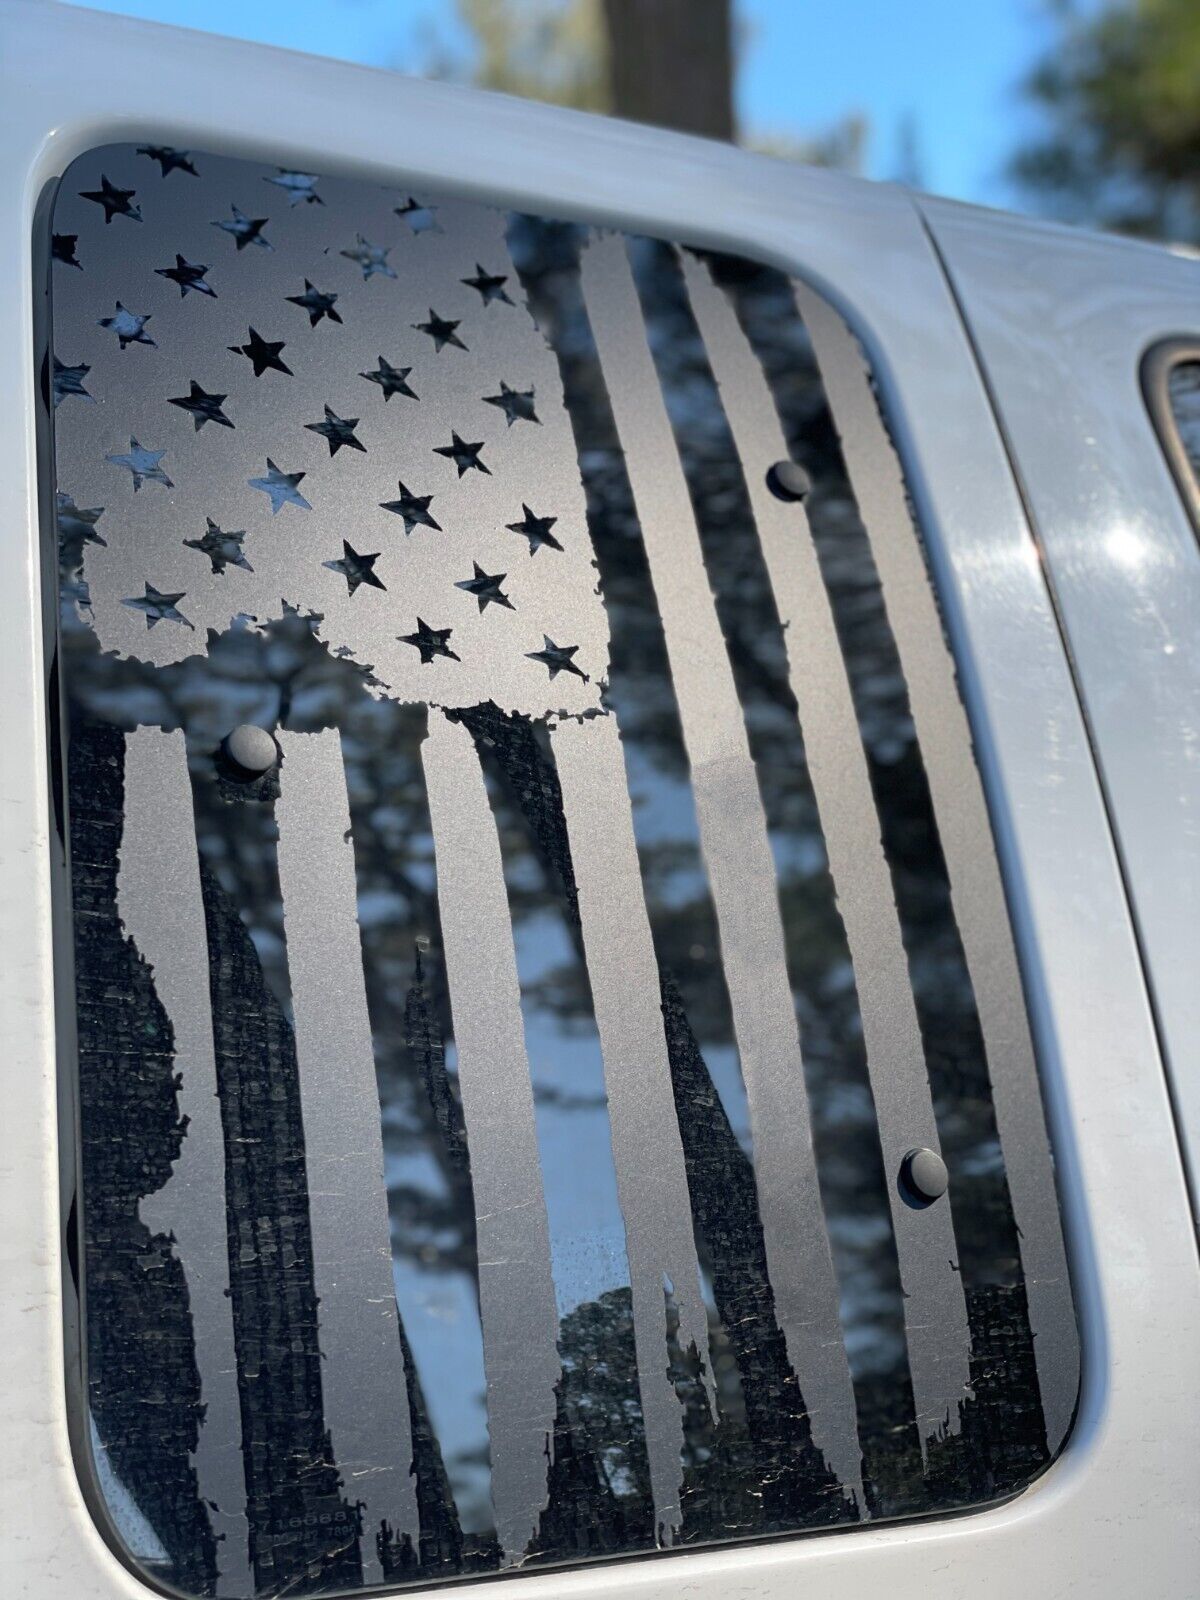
[1,3,1196,1598]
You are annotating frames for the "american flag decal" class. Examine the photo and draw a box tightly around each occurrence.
[52,144,1078,1598]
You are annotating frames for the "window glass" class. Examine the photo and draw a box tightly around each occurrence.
[49,142,1079,1597]
[1168,359,1200,488]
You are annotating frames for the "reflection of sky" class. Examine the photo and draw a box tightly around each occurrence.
[391,1253,492,1533]
[378,709,772,1531]
[621,741,698,871]
[622,741,753,1154]
[383,897,636,1535]
[383,1099,493,1536]
[512,910,630,1316]
[90,1413,169,1566]
[361,707,630,1541]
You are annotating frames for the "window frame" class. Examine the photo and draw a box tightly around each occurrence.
[1142,335,1200,537]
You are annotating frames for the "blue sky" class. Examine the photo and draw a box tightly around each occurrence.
[67,0,1058,210]
[738,0,1057,205]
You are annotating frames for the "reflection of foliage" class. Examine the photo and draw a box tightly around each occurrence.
[510,214,1050,1512]
[660,977,854,1532]
[1012,0,1200,239]
[509,212,909,1409]
[72,717,216,1595]
[195,840,365,1595]
[72,713,366,1597]
[533,1289,654,1557]
[61,196,1056,1585]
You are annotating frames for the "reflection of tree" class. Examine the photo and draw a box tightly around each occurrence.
[195,837,364,1595]
[507,215,1051,1514]
[71,716,217,1595]
[533,1289,654,1557]
[660,977,853,1533]
[447,697,853,1540]
[60,201,1059,1591]
[65,612,491,1579]
[509,212,902,1448]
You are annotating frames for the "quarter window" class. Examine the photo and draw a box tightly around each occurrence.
[49,142,1079,1596]
[1168,360,1200,487]
[1143,338,1200,531]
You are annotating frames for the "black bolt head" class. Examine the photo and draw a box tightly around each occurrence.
[901,1146,949,1206]
[767,459,812,502]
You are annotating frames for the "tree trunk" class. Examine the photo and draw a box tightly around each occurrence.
[601,0,736,142]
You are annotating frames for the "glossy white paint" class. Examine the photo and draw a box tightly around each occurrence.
[0,3,1196,1598]
[921,196,1200,1208]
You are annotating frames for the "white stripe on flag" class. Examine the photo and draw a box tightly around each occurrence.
[552,710,715,1545]
[795,280,1078,1452]
[580,231,861,1501]
[275,727,420,1579]
[421,710,562,1566]
[683,252,973,1455]
[121,727,251,1596]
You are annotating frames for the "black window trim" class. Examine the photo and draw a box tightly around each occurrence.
[1141,335,1200,539]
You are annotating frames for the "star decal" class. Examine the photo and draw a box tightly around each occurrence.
[213,205,272,251]
[507,504,562,554]
[434,432,490,477]
[169,379,233,431]
[265,169,322,206]
[413,309,466,353]
[79,176,141,224]
[484,381,539,427]
[53,357,93,408]
[527,635,587,680]
[305,404,364,456]
[249,459,310,514]
[106,438,173,491]
[228,327,292,377]
[395,197,439,234]
[56,493,105,546]
[323,540,385,595]
[98,302,155,350]
[52,234,82,270]
[287,279,341,326]
[456,562,513,613]
[156,255,216,298]
[399,618,459,664]
[361,356,417,402]
[380,481,441,534]
[184,517,251,574]
[340,234,395,279]
[462,264,512,306]
[137,145,198,178]
[122,582,192,629]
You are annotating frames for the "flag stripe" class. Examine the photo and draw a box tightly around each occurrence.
[681,251,974,1449]
[580,230,859,1492]
[551,711,715,1544]
[795,281,1078,1452]
[421,711,561,1565]
[275,728,419,1577]
[119,727,251,1596]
